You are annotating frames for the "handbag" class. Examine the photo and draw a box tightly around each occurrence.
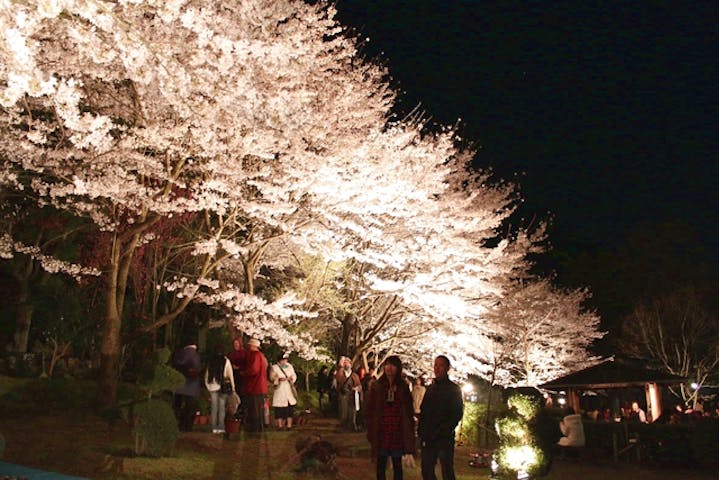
[221,379,233,394]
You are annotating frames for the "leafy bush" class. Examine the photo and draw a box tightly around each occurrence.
[459,401,484,447]
[0,376,96,415]
[494,393,549,478]
[133,398,180,457]
[123,347,184,456]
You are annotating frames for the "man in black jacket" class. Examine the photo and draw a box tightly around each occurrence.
[418,355,463,480]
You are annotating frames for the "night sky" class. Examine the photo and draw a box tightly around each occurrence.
[335,1,719,277]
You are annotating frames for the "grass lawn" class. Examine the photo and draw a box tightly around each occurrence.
[0,376,715,479]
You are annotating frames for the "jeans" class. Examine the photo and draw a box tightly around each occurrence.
[421,437,456,480]
[210,391,227,431]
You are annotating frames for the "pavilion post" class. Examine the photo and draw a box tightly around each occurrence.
[645,382,661,422]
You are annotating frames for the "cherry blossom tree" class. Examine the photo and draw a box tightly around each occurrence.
[477,278,604,387]
[0,0,607,410]
[0,0,397,406]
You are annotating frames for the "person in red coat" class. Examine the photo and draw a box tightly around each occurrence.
[241,338,268,432]
[365,355,415,480]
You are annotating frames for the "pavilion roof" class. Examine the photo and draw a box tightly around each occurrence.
[540,359,687,390]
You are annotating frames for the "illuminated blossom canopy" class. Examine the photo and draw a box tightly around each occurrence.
[0,0,603,403]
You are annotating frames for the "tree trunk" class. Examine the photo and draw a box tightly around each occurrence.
[97,260,122,410]
[482,367,497,447]
[13,283,32,353]
[97,233,133,410]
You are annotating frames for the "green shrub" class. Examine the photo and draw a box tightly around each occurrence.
[494,393,548,478]
[133,398,180,457]
[127,347,184,456]
[459,401,484,447]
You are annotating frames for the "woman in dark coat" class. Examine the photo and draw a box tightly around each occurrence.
[365,355,415,480]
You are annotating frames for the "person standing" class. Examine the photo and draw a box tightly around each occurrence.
[204,344,235,434]
[335,356,362,431]
[269,353,298,430]
[228,337,246,396]
[365,356,415,480]
[173,342,202,432]
[411,377,426,417]
[241,338,268,432]
[418,355,463,480]
[227,337,246,421]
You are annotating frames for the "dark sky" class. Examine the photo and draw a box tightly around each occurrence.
[335,1,719,271]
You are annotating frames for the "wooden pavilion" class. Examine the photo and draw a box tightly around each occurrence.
[539,358,687,422]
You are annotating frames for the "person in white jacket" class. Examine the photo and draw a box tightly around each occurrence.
[269,353,297,430]
[557,407,585,448]
[204,344,235,434]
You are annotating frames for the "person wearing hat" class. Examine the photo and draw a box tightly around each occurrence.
[335,356,362,431]
[365,355,415,480]
[241,338,268,432]
[269,353,298,430]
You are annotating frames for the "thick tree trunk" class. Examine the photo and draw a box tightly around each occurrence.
[98,312,122,409]
[97,231,139,410]
[97,241,123,410]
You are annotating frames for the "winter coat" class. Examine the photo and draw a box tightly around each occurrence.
[241,349,268,396]
[269,362,298,407]
[365,376,416,458]
[174,345,202,398]
[558,414,585,447]
[417,376,463,443]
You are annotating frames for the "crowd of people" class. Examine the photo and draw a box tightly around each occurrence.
[171,337,465,480]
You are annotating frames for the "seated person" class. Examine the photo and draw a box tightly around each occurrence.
[557,407,585,453]
[628,401,647,423]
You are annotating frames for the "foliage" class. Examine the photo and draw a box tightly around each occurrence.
[0,0,604,407]
[459,401,486,448]
[129,347,183,456]
[494,393,548,478]
[507,394,541,421]
[0,376,97,417]
[133,398,180,457]
[478,279,604,387]
[137,348,185,400]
